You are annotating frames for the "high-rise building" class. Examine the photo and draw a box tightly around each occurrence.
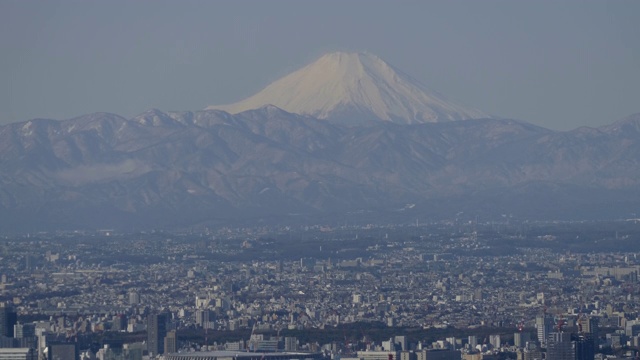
[194,310,214,329]
[578,316,599,336]
[11,322,37,349]
[572,334,595,360]
[523,342,542,360]
[625,320,640,337]
[0,305,17,338]
[112,315,127,332]
[14,323,35,339]
[467,336,477,350]
[164,330,177,355]
[536,315,554,347]
[123,343,145,360]
[25,255,33,270]
[401,351,416,360]
[284,337,298,352]
[48,342,79,360]
[395,336,408,351]
[129,292,140,306]
[147,313,168,356]
[36,328,47,360]
[489,335,501,349]
[546,333,574,360]
[514,332,531,348]
[352,294,362,304]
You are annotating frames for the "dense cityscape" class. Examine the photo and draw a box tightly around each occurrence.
[2,220,640,360]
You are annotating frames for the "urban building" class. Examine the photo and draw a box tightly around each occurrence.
[0,348,37,360]
[536,315,554,347]
[467,336,477,350]
[147,313,168,356]
[165,352,323,360]
[195,310,214,329]
[573,334,595,360]
[514,332,531,348]
[48,342,79,360]
[578,316,598,336]
[417,349,461,360]
[358,351,401,360]
[164,330,177,355]
[401,351,416,360]
[522,342,542,360]
[13,323,35,339]
[546,333,574,360]
[489,335,501,349]
[0,305,17,338]
[462,354,481,360]
[128,292,140,306]
[284,337,298,352]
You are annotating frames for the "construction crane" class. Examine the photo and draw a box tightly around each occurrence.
[577,311,584,334]
[246,323,257,352]
[556,312,565,333]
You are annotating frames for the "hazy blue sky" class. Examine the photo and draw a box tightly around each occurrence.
[1,1,638,130]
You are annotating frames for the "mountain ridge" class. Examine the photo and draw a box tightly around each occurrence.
[2,109,640,232]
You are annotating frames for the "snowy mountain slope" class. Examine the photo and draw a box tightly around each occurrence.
[3,108,640,232]
[206,52,488,124]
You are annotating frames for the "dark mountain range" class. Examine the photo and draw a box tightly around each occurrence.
[1,108,639,232]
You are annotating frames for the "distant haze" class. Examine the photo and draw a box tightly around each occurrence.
[1,1,639,130]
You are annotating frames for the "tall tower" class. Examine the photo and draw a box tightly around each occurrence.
[468,336,478,350]
[535,315,554,347]
[523,342,542,360]
[395,336,408,351]
[164,330,177,354]
[489,335,501,349]
[514,332,531,348]
[546,333,574,360]
[0,304,17,338]
[572,334,595,360]
[129,292,140,306]
[284,337,298,351]
[14,323,36,339]
[147,313,168,356]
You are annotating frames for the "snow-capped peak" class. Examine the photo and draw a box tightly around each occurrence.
[206,51,488,124]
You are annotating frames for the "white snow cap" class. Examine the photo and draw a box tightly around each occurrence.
[207,51,488,124]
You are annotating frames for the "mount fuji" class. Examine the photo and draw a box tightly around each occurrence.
[206,52,488,124]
